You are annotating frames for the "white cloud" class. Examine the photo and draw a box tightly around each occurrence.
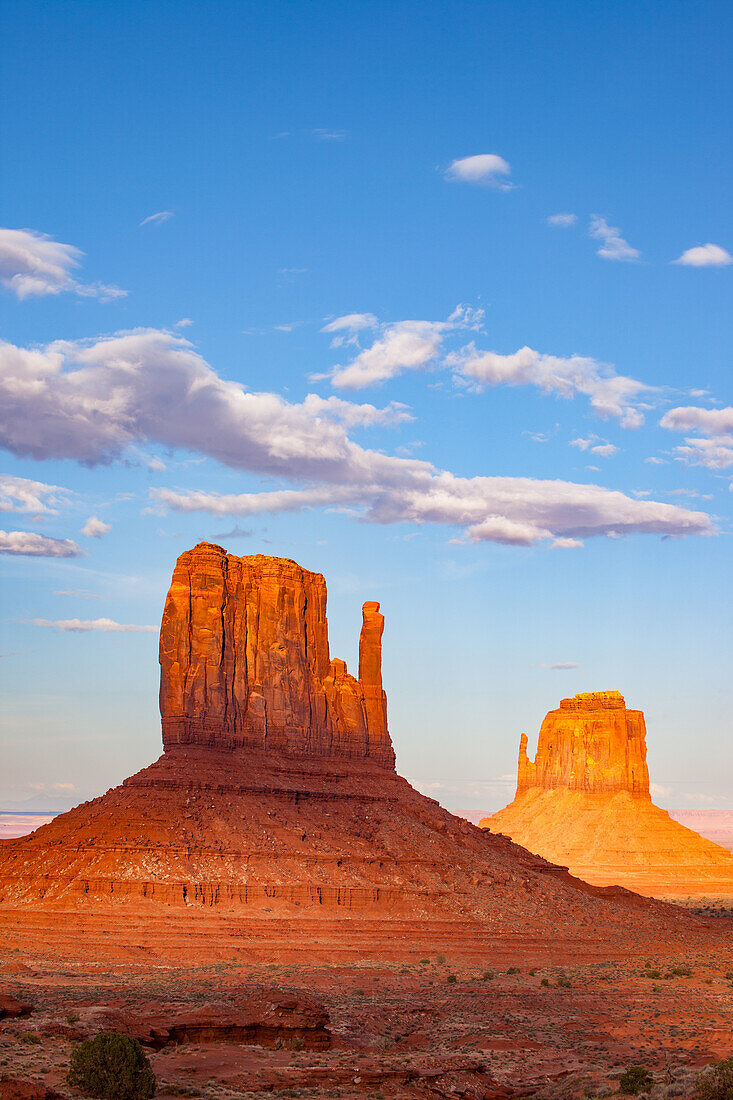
[542,661,579,670]
[30,618,157,633]
[0,327,712,549]
[175,318,193,328]
[673,243,732,268]
[445,154,513,189]
[0,228,125,301]
[0,475,72,515]
[324,306,482,389]
[450,345,648,427]
[0,530,83,557]
[589,216,640,262]
[81,516,111,538]
[590,443,618,457]
[302,394,413,428]
[660,406,733,469]
[139,211,174,227]
[547,213,577,228]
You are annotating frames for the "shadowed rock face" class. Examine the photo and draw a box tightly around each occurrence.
[483,691,733,900]
[159,543,393,768]
[516,691,650,797]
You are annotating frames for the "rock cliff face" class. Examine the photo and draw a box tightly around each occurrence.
[516,691,649,796]
[159,544,393,768]
[483,691,733,901]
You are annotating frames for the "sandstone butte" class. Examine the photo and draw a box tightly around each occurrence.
[0,546,717,962]
[482,691,733,902]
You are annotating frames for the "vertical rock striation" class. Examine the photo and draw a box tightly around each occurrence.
[159,543,396,768]
[516,691,650,797]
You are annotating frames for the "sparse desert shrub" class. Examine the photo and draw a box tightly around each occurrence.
[507,966,519,974]
[436,955,446,964]
[481,970,494,980]
[528,968,536,976]
[669,966,692,977]
[66,1013,81,1024]
[446,974,458,983]
[695,1060,733,1100]
[618,1064,654,1095]
[557,975,572,988]
[290,1035,304,1051]
[67,1032,156,1099]
[644,969,661,979]
[540,978,550,987]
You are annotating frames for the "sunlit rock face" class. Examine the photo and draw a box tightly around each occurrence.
[483,691,733,901]
[516,691,649,797]
[159,543,393,767]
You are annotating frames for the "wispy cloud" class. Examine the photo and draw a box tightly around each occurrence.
[541,661,580,670]
[0,227,125,301]
[139,211,174,227]
[589,216,640,262]
[30,617,157,633]
[312,128,348,141]
[547,213,577,227]
[320,306,482,389]
[54,589,101,599]
[673,243,732,267]
[451,345,649,427]
[0,475,72,515]
[0,530,83,557]
[445,154,513,189]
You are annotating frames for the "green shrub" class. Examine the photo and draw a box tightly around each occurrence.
[644,969,661,979]
[540,978,550,987]
[446,974,458,983]
[670,965,692,977]
[557,975,572,988]
[67,1032,156,1099]
[481,970,494,980]
[695,1059,733,1100]
[618,1065,653,1095]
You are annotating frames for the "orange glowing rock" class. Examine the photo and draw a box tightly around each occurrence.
[482,691,733,901]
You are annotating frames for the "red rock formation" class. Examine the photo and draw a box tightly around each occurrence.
[159,544,394,768]
[516,691,649,796]
[0,553,710,954]
[483,691,733,901]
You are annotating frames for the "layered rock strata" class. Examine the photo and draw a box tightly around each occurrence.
[483,692,733,900]
[0,555,706,948]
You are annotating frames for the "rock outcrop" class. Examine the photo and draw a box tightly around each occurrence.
[0,554,707,954]
[482,691,733,901]
[159,544,393,767]
[516,691,649,796]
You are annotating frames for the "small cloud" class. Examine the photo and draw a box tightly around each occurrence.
[541,661,580,670]
[277,268,308,276]
[645,456,666,465]
[589,215,640,262]
[175,318,193,328]
[0,530,83,558]
[547,213,577,228]
[54,589,101,599]
[139,211,174,227]
[147,457,166,472]
[673,243,732,267]
[590,443,619,457]
[30,618,157,633]
[312,128,348,141]
[213,525,254,540]
[650,782,673,799]
[570,437,593,451]
[81,516,111,538]
[445,154,513,189]
[0,475,72,515]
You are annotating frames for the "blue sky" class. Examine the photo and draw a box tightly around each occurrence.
[1,0,731,817]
